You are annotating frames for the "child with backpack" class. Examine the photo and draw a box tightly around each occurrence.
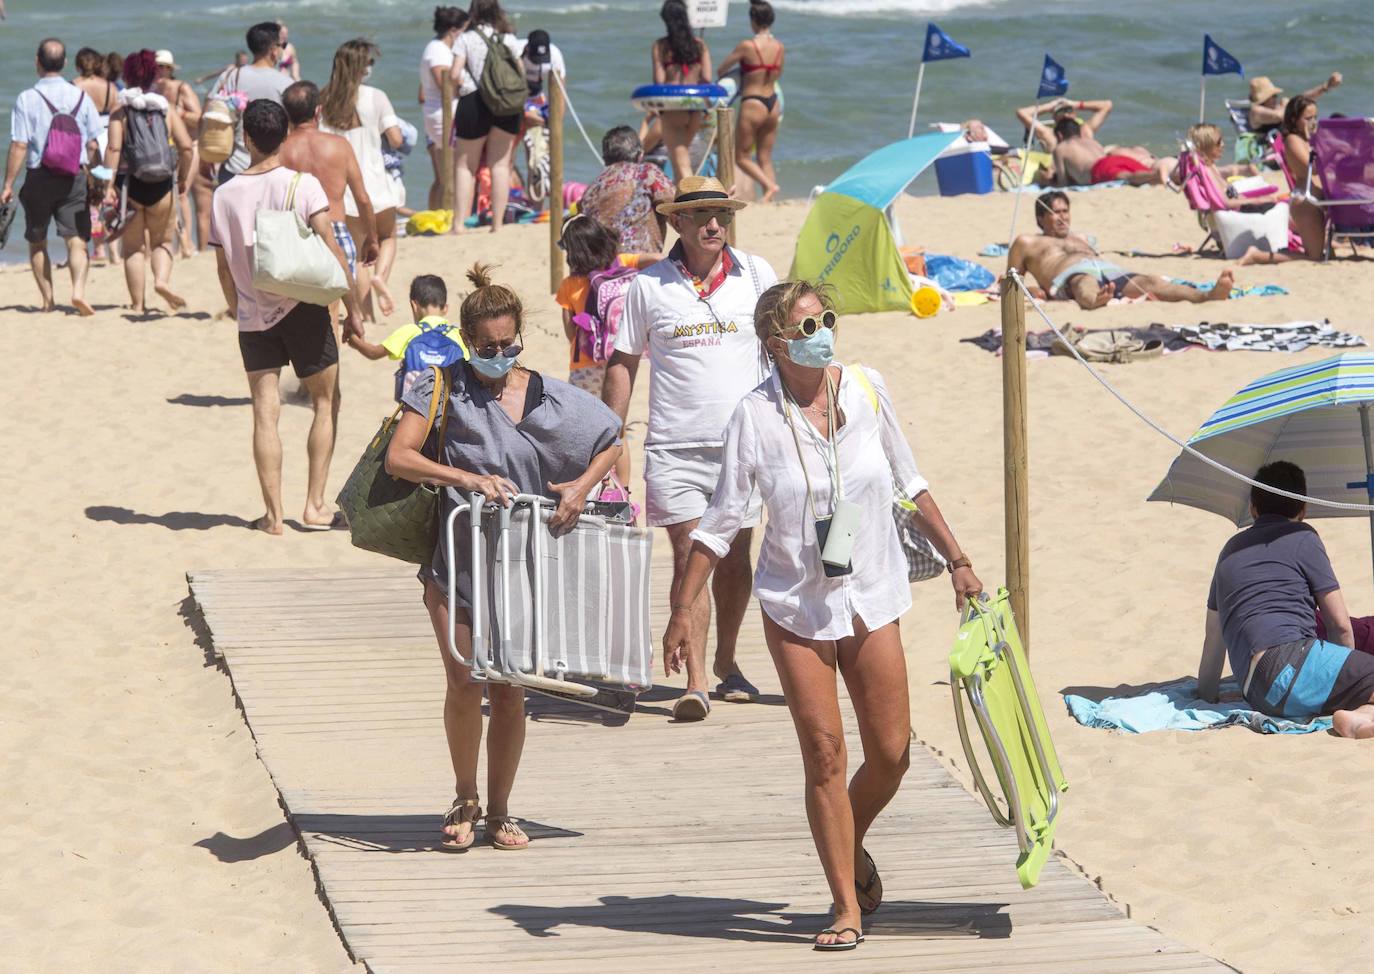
[346,274,468,399]
[553,214,654,496]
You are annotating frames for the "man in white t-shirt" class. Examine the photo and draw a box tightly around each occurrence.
[210,99,363,537]
[604,176,777,721]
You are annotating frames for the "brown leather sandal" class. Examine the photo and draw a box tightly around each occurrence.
[440,796,482,851]
[486,815,530,850]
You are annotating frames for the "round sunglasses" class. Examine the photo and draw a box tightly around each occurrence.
[473,342,523,360]
[781,309,837,337]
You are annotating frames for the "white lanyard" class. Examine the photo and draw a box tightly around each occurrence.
[782,372,842,519]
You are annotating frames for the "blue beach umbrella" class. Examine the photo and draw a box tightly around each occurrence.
[1149,352,1374,570]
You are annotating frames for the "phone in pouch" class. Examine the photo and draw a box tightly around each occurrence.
[816,499,861,577]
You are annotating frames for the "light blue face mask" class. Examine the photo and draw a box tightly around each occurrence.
[469,349,519,379]
[786,326,835,369]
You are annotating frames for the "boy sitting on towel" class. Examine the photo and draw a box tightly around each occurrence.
[1198,461,1374,738]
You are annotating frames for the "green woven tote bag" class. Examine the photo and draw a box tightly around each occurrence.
[337,366,450,564]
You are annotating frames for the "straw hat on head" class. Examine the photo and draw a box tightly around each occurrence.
[1249,76,1282,104]
[154,50,179,71]
[656,175,747,216]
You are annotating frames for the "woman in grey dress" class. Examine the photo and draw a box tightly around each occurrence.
[387,263,624,851]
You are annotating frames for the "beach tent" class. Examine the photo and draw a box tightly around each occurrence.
[790,131,961,314]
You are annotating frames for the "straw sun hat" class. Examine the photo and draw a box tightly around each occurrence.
[655,175,747,216]
[1248,76,1283,104]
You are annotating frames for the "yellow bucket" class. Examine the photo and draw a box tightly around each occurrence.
[910,284,942,318]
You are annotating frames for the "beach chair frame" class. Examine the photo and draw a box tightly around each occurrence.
[949,590,1067,889]
[1302,118,1374,259]
[444,494,650,714]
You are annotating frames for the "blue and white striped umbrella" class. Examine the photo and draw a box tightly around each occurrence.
[1149,352,1374,527]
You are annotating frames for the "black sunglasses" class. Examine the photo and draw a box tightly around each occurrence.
[473,342,523,360]
[784,310,837,337]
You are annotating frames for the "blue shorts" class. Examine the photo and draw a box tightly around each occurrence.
[332,221,356,278]
[1244,638,1374,717]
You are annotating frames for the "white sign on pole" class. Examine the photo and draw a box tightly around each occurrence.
[687,0,729,30]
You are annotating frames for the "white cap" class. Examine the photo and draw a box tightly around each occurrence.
[154,50,178,69]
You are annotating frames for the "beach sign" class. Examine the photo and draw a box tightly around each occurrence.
[907,23,971,138]
[686,0,728,30]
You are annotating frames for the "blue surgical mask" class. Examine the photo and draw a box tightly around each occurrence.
[786,327,835,369]
[469,350,518,379]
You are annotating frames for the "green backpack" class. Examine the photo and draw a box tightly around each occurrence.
[476,29,529,117]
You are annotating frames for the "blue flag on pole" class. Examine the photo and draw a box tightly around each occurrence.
[922,23,970,63]
[1202,34,1243,77]
[1037,55,1068,98]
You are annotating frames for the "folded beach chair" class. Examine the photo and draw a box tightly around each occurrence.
[1305,117,1374,258]
[1175,146,1288,259]
[1224,98,1266,166]
[444,493,654,716]
[950,589,1067,890]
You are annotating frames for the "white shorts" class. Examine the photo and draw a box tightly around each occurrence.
[644,446,762,529]
[423,108,446,147]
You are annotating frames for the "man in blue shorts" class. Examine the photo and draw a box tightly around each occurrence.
[1198,460,1374,738]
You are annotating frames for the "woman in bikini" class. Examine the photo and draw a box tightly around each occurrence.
[650,0,712,186]
[75,48,119,263]
[716,0,783,201]
[152,51,203,256]
[1279,96,1328,260]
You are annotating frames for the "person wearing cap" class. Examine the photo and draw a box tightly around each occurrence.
[1247,72,1342,136]
[519,29,565,208]
[602,175,777,720]
[153,49,204,254]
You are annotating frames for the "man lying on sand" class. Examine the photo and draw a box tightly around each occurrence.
[1017,98,1173,187]
[1007,191,1232,309]
[1198,461,1374,739]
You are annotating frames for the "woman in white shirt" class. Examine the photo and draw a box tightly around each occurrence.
[663,280,982,953]
[451,0,524,232]
[419,6,467,210]
[321,39,404,324]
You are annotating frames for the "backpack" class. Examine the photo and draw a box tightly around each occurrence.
[571,262,639,364]
[475,29,529,117]
[37,91,85,177]
[124,103,176,182]
[402,321,467,373]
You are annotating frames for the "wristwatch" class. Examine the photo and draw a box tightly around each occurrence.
[947,555,972,574]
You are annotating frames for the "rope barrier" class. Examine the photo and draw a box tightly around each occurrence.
[551,71,603,165]
[1007,269,1374,513]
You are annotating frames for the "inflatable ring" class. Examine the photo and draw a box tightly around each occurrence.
[631,83,729,113]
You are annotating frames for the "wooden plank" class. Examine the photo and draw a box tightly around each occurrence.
[189,568,1232,974]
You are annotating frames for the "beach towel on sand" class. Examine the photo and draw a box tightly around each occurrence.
[1064,677,1333,735]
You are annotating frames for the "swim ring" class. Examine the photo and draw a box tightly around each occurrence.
[631,83,729,113]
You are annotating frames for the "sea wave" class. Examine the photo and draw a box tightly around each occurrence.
[769,0,1007,16]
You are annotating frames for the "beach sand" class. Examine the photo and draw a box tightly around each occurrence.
[4,184,1372,971]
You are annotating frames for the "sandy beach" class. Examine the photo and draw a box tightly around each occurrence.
[4,183,1373,972]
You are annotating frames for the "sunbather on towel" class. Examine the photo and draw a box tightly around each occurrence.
[1007,191,1233,310]
[1017,98,1174,187]
[1198,461,1374,739]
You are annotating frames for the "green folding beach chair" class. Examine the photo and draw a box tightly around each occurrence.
[950,589,1068,890]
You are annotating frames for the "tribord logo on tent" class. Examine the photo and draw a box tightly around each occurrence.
[819,224,862,281]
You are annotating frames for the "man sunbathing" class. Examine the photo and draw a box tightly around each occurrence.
[1018,98,1173,187]
[1197,461,1374,739]
[1007,191,1233,309]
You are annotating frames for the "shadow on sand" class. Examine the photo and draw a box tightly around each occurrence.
[166,394,252,407]
[85,505,253,531]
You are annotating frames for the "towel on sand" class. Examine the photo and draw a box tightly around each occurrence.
[1172,279,1289,298]
[1064,677,1333,735]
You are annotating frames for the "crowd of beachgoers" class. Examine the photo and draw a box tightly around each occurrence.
[5,0,1373,962]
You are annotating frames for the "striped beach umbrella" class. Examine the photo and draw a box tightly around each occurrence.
[1149,354,1374,562]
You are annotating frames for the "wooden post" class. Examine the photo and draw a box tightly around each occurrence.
[440,74,455,213]
[714,106,737,246]
[549,75,565,295]
[1000,275,1030,653]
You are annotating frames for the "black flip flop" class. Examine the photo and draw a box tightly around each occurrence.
[813,927,864,952]
[0,199,16,249]
[856,848,883,915]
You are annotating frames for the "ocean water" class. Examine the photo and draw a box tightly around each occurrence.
[1,0,1370,261]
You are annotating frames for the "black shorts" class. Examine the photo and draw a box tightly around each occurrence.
[238,301,338,378]
[19,167,90,243]
[453,91,521,142]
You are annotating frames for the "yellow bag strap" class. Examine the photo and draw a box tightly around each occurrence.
[850,363,879,415]
[369,365,450,452]
[284,170,301,212]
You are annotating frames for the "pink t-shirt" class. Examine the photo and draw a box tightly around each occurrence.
[209,166,330,332]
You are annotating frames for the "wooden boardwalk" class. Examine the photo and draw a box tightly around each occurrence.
[188,564,1231,974]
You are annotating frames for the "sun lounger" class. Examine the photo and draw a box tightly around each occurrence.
[1175,146,1289,259]
[1305,117,1374,258]
[949,589,1067,890]
[444,493,654,715]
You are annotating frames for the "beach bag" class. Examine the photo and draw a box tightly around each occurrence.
[572,262,638,365]
[124,104,176,182]
[851,366,947,582]
[199,69,240,165]
[1051,327,1162,364]
[37,91,85,177]
[402,321,467,373]
[337,366,451,564]
[476,29,529,118]
[251,172,348,306]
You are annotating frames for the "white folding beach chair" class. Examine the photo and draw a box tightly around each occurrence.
[444,493,654,716]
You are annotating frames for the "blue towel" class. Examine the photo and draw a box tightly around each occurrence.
[1171,280,1290,298]
[1063,677,1333,734]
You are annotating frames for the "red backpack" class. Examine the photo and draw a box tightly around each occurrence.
[37,91,85,177]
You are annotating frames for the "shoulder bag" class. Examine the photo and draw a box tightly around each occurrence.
[251,170,348,306]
